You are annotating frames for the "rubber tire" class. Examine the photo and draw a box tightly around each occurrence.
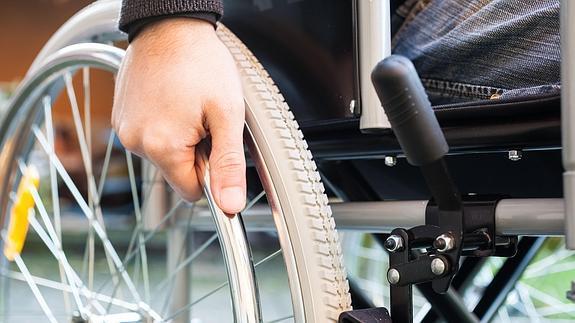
[217,25,351,322]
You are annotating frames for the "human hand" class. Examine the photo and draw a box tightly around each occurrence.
[112,18,246,216]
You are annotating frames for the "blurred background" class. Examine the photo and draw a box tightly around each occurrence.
[0,0,94,104]
[0,0,116,175]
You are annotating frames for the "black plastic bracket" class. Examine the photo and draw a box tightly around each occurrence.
[426,196,518,258]
[338,307,392,323]
[383,195,519,323]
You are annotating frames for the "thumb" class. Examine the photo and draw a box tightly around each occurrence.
[207,105,246,216]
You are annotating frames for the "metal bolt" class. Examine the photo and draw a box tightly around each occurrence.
[434,233,455,252]
[508,150,522,161]
[388,268,400,284]
[384,235,404,253]
[349,100,357,115]
[490,93,502,100]
[385,156,397,167]
[71,311,86,323]
[431,257,447,276]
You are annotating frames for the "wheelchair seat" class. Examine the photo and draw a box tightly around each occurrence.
[302,94,563,200]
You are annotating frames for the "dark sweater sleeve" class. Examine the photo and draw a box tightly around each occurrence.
[120,0,224,40]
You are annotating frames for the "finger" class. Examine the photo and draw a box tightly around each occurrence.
[206,102,246,216]
[159,151,203,202]
[142,129,203,202]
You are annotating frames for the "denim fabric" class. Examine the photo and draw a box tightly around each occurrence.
[391,0,560,105]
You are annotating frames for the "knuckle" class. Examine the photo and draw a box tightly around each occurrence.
[116,124,140,152]
[141,130,166,158]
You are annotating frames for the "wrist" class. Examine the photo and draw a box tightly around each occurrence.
[132,17,216,44]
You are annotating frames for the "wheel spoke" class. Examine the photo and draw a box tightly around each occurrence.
[126,151,150,302]
[98,165,163,302]
[0,269,140,313]
[95,133,151,304]
[266,315,295,323]
[414,303,432,322]
[64,72,92,176]
[160,210,195,317]
[155,233,218,294]
[94,199,185,296]
[14,209,88,317]
[64,73,122,296]
[12,253,58,323]
[165,247,283,320]
[42,95,71,312]
[95,151,163,305]
[66,70,143,297]
[516,284,540,321]
[81,226,96,291]
[255,249,282,267]
[30,216,99,315]
[496,305,511,322]
[139,166,161,218]
[244,190,265,212]
[1,269,72,294]
[31,125,146,308]
[525,260,575,279]
[97,131,116,197]
[162,281,228,322]
[15,161,88,314]
[82,67,92,157]
[82,69,95,292]
[524,246,572,277]
[518,282,573,310]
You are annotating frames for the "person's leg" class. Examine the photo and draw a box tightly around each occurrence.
[392,0,560,105]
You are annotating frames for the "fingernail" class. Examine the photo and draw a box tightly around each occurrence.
[220,187,245,214]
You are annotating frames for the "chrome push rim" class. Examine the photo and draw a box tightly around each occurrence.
[0,43,297,322]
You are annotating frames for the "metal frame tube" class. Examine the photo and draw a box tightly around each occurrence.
[184,199,565,236]
[417,285,479,323]
[341,199,564,235]
[561,0,575,249]
[421,257,487,322]
[357,0,392,131]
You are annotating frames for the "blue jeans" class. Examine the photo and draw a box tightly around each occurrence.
[392,0,560,105]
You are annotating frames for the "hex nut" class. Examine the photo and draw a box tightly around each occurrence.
[384,156,397,167]
[508,150,522,161]
[384,235,404,253]
[434,233,455,252]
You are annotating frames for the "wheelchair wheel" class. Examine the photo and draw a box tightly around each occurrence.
[0,31,350,323]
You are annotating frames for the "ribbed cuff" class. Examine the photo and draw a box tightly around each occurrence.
[119,0,223,33]
[124,13,218,42]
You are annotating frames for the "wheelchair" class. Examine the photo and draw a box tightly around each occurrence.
[0,0,572,322]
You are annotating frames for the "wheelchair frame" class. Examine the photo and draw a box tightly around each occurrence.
[561,0,575,250]
[12,0,575,322]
